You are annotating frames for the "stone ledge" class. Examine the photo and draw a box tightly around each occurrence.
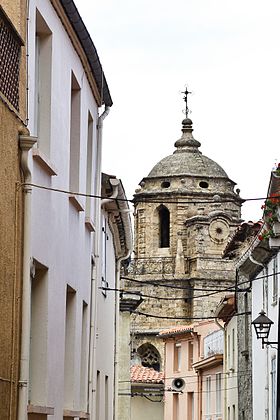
[33,148,57,176]
[63,409,89,418]
[28,405,54,414]
[69,195,85,212]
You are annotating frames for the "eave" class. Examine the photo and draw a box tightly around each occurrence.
[193,354,223,371]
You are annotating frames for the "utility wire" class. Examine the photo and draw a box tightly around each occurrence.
[131,310,251,321]
[119,369,251,384]
[20,182,280,206]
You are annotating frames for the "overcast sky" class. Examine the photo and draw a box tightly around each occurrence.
[75,0,280,222]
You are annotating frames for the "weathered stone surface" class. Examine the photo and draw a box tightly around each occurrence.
[127,118,243,369]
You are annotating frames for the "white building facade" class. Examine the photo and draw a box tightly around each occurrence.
[238,171,280,420]
[17,1,133,419]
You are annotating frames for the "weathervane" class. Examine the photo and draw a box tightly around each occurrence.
[181,86,192,118]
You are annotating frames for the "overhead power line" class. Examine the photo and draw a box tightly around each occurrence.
[20,182,278,206]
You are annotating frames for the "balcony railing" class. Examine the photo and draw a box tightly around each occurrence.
[204,330,224,358]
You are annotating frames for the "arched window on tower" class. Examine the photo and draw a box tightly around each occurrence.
[137,343,161,371]
[158,205,170,248]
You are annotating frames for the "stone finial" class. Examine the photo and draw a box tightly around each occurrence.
[174,118,201,152]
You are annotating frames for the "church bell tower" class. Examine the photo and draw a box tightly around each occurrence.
[127,93,243,369]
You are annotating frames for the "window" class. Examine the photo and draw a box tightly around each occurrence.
[232,329,235,370]
[96,370,100,420]
[35,10,52,156]
[0,6,23,110]
[271,357,276,420]
[205,376,211,416]
[64,285,76,408]
[173,393,179,420]
[272,257,278,304]
[174,343,181,371]
[30,261,48,403]
[188,341,193,370]
[216,373,222,416]
[137,343,161,371]
[101,216,109,297]
[69,72,81,191]
[80,302,88,410]
[105,375,109,420]
[86,112,94,219]
[227,334,231,370]
[232,405,236,420]
[187,392,194,420]
[158,205,170,248]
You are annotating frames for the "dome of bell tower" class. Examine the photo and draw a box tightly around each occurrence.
[147,117,228,179]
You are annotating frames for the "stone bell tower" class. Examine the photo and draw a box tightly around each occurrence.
[127,99,243,369]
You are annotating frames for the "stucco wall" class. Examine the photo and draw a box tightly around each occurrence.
[131,395,163,420]
[0,1,26,418]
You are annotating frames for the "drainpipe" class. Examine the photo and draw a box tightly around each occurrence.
[88,106,110,416]
[101,178,120,208]
[17,134,37,420]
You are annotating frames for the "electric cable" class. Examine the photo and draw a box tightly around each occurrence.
[19,182,280,206]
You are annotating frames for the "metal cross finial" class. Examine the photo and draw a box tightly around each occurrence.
[181,86,192,118]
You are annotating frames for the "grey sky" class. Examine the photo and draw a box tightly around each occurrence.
[76,0,280,221]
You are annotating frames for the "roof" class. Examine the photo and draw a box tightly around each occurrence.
[223,221,263,260]
[130,365,164,384]
[159,325,194,338]
[147,118,228,179]
[60,0,113,106]
[215,294,236,322]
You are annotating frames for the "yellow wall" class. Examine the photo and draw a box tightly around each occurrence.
[0,0,27,418]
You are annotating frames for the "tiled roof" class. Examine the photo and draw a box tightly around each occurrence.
[130,365,164,384]
[158,325,193,337]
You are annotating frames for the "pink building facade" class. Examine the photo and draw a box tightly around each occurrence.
[160,321,224,420]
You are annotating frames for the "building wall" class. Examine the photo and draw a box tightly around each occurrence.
[131,394,163,420]
[163,321,222,420]
[252,255,279,420]
[0,1,27,418]
[94,211,117,420]
[26,0,103,418]
[224,317,238,420]
[236,287,252,420]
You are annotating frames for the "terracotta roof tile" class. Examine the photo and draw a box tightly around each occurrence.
[130,365,164,384]
[159,325,193,337]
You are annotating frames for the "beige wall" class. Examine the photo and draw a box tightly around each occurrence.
[131,394,163,420]
[0,1,27,418]
[163,321,222,420]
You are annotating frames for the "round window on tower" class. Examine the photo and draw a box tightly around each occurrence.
[199,181,209,189]
[161,181,170,188]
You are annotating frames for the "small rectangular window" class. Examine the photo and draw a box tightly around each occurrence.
[35,10,52,156]
[69,72,81,191]
[64,285,76,408]
[188,341,193,370]
[0,6,23,110]
[216,373,222,415]
[187,392,194,420]
[271,357,276,420]
[232,329,235,370]
[174,343,181,372]
[272,257,278,304]
[205,376,211,415]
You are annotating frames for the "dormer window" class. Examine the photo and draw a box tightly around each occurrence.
[158,205,170,248]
